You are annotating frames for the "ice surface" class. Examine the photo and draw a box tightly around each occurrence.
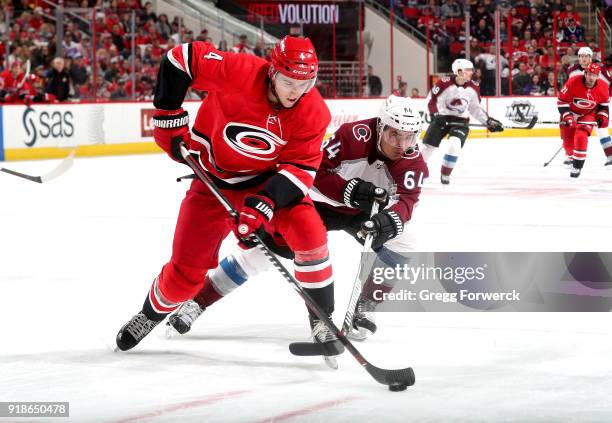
[1,138,611,422]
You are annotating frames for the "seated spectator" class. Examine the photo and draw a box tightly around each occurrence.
[559,2,581,26]
[525,74,545,96]
[512,62,531,94]
[562,18,584,43]
[410,87,420,98]
[196,29,209,42]
[417,7,439,33]
[441,0,462,18]
[544,72,556,96]
[69,54,88,88]
[110,78,128,100]
[232,34,254,54]
[218,39,228,52]
[140,1,157,23]
[366,64,382,96]
[473,18,493,43]
[156,14,172,40]
[394,80,409,97]
[45,57,70,101]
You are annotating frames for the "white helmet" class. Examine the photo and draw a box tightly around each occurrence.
[577,47,593,56]
[378,95,422,154]
[452,58,474,75]
[378,95,422,133]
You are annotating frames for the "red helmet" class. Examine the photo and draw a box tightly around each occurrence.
[585,63,601,76]
[270,36,318,81]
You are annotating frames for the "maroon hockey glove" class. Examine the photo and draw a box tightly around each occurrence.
[343,178,388,213]
[486,117,504,132]
[596,111,609,128]
[561,112,576,127]
[233,194,275,244]
[360,211,404,251]
[152,108,190,162]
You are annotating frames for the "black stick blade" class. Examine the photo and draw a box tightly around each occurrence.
[366,364,416,387]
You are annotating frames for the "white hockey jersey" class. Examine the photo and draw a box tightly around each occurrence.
[427,75,488,123]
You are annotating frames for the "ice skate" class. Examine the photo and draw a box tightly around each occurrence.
[348,298,377,341]
[116,312,162,351]
[440,174,450,185]
[166,300,205,337]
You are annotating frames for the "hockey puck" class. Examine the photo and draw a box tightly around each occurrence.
[388,383,407,392]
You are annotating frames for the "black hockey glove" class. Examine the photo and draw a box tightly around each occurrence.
[360,211,403,251]
[431,113,449,128]
[486,117,504,132]
[343,178,388,213]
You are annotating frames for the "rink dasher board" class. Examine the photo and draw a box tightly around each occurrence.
[0,97,609,161]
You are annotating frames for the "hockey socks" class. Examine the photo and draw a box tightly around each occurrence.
[143,276,180,321]
[600,135,612,165]
[440,154,457,184]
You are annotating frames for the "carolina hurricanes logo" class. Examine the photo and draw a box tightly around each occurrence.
[352,124,371,142]
[573,97,597,109]
[446,97,469,113]
[223,122,287,161]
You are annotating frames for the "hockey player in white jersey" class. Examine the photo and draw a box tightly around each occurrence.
[420,58,504,184]
[166,96,429,343]
[566,47,612,166]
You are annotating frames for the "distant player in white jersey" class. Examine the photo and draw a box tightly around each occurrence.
[166,96,429,342]
[420,58,504,184]
[566,47,612,166]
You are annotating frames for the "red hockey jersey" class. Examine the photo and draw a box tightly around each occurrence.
[311,118,429,225]
[156,42,331,207]
[558,75,610,119]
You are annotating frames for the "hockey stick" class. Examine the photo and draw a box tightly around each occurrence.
[543,146,564,167]
[179,143,415,389]
[0,150,75,183]
[447,115,538,130]
[341,201,379,336]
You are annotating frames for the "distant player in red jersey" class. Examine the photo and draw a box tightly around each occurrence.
[566,47,612,166]
[165,96,428,345]
[115,36,343,355]
[558,63,610,178]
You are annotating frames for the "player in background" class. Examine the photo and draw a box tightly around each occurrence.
[166,96,428,341]
[566,47,612,166]
[420,58,503,185]
[558,63,610,178]
[115,36,343,356]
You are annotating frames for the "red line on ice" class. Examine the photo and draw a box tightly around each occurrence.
[113,390,250,423]
[256,396,360,422]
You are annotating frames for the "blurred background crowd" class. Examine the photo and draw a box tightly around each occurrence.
[0,0,611,103]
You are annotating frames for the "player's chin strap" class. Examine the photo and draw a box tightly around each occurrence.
[177,141,415,389]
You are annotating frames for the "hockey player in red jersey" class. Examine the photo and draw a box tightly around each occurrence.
[165,96,428,343]
[566,47,612,166]
[115,36,341,355]
[558,63,610,178]
[420,58,503,185]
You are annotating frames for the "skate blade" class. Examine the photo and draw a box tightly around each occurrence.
[165,323,180,339]
[347,328,369,342]
[324,356,338,370]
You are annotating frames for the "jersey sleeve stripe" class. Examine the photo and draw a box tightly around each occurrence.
[167,48,187,74]
[182,43,192,79]
[278,169,310,195]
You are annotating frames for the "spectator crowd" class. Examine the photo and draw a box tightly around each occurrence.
[391,0,611,96]
[0,0,271,103]
[1,0,611,102]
